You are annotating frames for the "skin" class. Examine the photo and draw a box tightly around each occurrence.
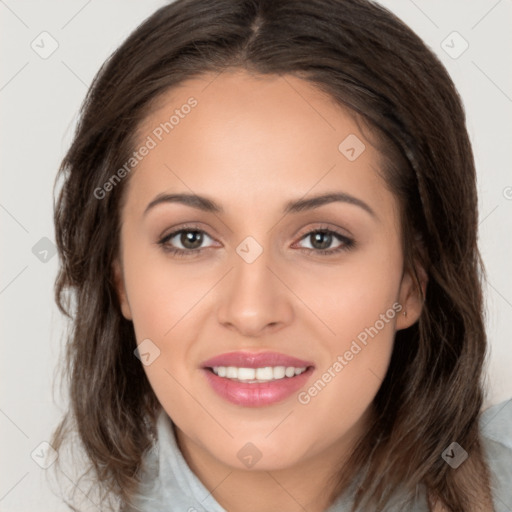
[113,68,427,512]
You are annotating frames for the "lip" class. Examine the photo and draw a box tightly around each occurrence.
[200,351,315,407]
[201,351,314,369]
[202,366,314,407]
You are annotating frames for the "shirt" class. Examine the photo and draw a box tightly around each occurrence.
[125,398,512,512]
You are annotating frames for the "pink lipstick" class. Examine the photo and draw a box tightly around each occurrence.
[201,351,315,407]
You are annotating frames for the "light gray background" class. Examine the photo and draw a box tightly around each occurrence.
[1,1,511,510]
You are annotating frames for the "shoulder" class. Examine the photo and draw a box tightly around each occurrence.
[480,398,512,451]
[479,398,512,510]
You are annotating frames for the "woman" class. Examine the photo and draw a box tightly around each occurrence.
[49,0,512,510]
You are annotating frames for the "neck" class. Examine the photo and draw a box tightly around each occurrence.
[174,406,373,512]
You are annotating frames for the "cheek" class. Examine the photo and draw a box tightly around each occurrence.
[297,300,397,444]
[121,243,209,400]
[295,239,402,334]
[122,243,205,339]
[295,244,401,416]
[121,252,198,419]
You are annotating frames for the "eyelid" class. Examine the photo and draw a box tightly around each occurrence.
[291,225,354,253]
[158,223,220,247]
[293,222,353,241]
[157,222,355,257]
[158,222,350,244]
[158,222,217,240]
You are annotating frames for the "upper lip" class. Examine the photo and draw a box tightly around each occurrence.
[201,351,315,369]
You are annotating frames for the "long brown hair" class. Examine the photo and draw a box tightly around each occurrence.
[50,0,493,510]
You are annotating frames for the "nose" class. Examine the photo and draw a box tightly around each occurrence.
[215,246,294,337]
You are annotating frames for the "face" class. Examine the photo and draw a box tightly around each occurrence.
[113,69,424,473]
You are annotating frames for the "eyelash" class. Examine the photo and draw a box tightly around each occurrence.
[157,224,356,259]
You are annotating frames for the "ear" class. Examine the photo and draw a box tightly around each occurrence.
[396,262,428,330]
[112,259,132,320]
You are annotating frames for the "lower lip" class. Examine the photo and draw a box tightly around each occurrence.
[201,367,314,407]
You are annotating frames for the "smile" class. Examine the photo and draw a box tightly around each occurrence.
[209,365,308,382]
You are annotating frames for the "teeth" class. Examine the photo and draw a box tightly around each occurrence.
[285,367,296,377]
[226,366,237,378]
[211,365,307,382]
[237,367,256,380]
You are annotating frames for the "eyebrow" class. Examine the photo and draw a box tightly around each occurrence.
[144,191,377,219]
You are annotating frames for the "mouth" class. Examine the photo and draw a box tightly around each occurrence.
[200,351,315,407]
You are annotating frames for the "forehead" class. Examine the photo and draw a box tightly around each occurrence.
[125,69,395,221]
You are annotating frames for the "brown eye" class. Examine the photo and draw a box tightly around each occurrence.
[177,230,204,250]
[158,228,216,256]
[309,231,335,250]
[296,229,354,255]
